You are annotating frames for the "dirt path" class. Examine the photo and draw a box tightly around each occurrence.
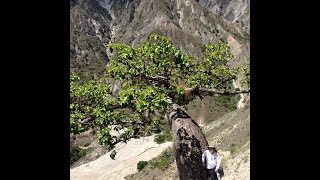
[70,135,172,180]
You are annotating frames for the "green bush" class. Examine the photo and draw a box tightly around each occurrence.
[70,146,87,165]
[151,117,161,133]
[137,161,148,171]
[230,143,236,154]
[151,117,160,129]
[154,133,166,144]
[154,129,172,144]
[164,129,173,142]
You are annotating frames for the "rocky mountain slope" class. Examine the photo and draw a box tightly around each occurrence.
[70,0,249,81]
[198,0,250,34]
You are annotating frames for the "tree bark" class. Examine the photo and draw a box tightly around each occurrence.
[185,87,250,96]
[168,103,208,180]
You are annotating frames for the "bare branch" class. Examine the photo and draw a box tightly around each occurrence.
[184,87,250,96]
[198,88,250,95]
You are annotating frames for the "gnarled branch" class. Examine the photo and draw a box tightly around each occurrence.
[185,87,250,96]
[199,88,250,95]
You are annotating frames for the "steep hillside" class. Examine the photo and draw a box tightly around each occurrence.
[198,0,250,34]
[70,0,249,80]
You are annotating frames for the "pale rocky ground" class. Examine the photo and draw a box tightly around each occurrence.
[220,146,250,180]
[70,135,172,180]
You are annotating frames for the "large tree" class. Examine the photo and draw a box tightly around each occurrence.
[70,34,250,179]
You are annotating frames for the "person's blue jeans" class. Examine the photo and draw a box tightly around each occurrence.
[207,168,218,180]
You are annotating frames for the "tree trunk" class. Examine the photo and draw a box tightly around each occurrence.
[169,103,209,180]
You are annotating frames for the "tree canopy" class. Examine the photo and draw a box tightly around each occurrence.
[70,34,250,154]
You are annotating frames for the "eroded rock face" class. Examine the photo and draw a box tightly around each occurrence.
[70,0,112,80]
[198,0,250,33]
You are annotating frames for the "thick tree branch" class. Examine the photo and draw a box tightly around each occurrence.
[185,87,250,96]
[198,88,250,95]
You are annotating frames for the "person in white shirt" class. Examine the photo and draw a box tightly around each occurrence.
[202,145,221,180]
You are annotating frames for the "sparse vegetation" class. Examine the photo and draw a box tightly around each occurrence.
[149,147,174,170]
[143,125,153,136]
[137,161,148,171]
[154,133,166,144]
[70,146,87,165]
[154,129,173,144]
[230,143,236,154]
[151,117,161,133]
[228,136,249,155]
[125,147,175,179]
[214,94,239,111]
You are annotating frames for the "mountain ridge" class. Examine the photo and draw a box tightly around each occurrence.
[70,0,249,81]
